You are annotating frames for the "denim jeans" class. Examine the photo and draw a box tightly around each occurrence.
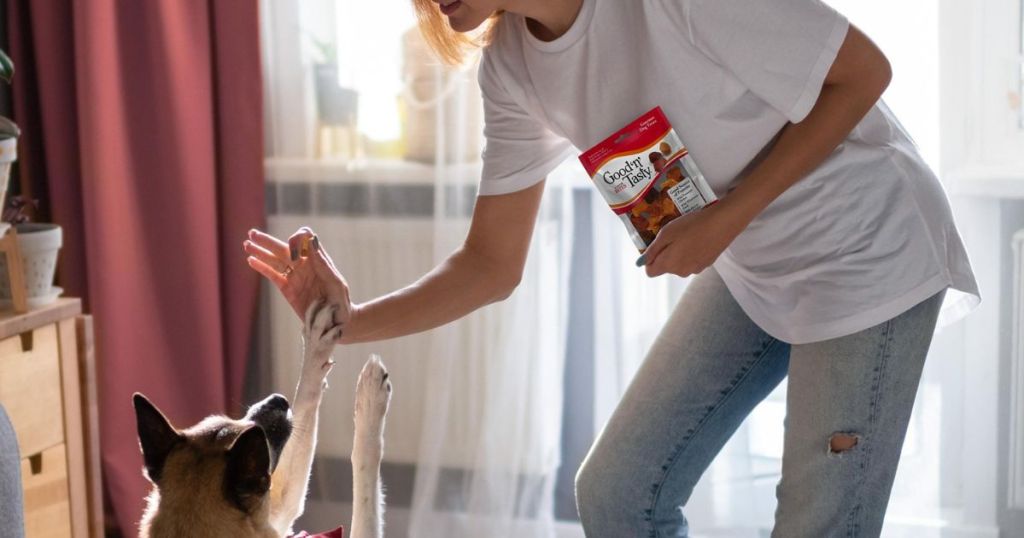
[575,267,945,538]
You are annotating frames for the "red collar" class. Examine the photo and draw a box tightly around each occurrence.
[290,527,343,538]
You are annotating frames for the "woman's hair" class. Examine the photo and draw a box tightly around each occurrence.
[411,0,502,65]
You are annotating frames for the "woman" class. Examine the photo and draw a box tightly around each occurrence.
[244,0,979,535]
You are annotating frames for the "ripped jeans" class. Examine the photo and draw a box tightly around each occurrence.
[575,267,945,538]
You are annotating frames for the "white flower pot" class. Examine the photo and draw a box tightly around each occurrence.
[0,223,63,307]
[0,137,15,214]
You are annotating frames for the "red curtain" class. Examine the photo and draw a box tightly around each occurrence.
[7,0,264,532]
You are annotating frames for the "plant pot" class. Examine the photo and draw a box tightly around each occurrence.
[314,63,358,126]
[400,28,482,164]
[0,223,63,307]
[0,136,16,215]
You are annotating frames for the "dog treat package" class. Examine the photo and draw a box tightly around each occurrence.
[579,107,717,253]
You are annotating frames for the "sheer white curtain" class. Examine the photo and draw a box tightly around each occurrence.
[408,158,572,537]
[260,1,572,536]
[406,50,573,537]
[260,0,984,536]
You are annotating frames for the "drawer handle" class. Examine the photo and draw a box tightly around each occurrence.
[18,331,32,352]
[28,452,42,475]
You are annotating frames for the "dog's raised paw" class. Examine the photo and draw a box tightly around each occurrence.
[354,355,391,427]
[302,300,342,386]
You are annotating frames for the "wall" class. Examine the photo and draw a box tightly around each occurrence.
[999,199,1024,535]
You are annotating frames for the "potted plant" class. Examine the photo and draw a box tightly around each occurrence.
[306,36,361,158]
[309,38,358,128]
[0,196,63,307]
[0,48,63,308]
[0,48,19,226]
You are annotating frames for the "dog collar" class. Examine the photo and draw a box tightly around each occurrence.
[290,527,343,538]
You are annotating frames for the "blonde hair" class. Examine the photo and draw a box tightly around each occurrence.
[411,0,502,65]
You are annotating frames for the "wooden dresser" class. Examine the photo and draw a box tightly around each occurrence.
[0,299,101,538]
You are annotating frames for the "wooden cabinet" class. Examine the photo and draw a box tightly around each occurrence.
[0,299,101,537]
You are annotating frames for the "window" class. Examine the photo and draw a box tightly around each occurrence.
[943,0,1024,193]
[1019,0,1023,129]
[261,0,483,171]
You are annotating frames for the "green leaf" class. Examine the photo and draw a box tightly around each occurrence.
[0,49,12,83]
[0,116,20,140]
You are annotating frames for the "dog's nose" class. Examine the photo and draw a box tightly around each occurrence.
[265,394,289,412]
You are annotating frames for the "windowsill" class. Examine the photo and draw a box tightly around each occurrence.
[947,165,1024,199]
[265,158,1024,200]
[264,157,483,185]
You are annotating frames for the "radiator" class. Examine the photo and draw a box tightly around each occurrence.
[268,212,438,465]
[1010,230,1024,509]
[263,166,566,475]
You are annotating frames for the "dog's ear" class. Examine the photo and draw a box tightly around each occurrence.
[133,393,182,484]
[225,425,272,511]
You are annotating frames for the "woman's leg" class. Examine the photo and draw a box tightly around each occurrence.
[576,268,791,538]
[773,291,945,537]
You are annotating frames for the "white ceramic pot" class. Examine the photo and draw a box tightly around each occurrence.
[0,137,15,214]
[0,223,63,306]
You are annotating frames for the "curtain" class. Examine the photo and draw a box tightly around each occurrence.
[406,160,572,537]
[261,1,990,537]
[260,1,572,536]
[6,0,264,532]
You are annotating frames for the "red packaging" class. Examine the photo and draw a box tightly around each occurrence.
[579,107,717,253]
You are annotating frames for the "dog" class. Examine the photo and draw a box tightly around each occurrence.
[133,300,391,537]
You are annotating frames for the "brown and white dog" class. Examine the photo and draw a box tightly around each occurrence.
[133,300,390,537]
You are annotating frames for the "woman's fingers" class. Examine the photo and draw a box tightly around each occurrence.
[247,256,288,288]
[644,234,679,277]
[643,243,667,273]
[642,216,685,270]
[287,227,317,261]
[247,227,334,322]
[645,253,667,277]
[248,228,290,259]
[314,236,341,272]
[288,228,344,295]
[310,242,342,282]
[244,240,291,274]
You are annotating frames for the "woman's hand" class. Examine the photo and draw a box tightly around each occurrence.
[243,227,354,331]
[642,202,747,278]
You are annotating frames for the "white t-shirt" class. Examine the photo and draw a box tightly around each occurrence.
[477,0,979,344]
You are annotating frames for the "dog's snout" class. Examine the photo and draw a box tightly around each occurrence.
[265,394,289,412]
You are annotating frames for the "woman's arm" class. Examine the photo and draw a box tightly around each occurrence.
[644,24,892,277]
[245,180,546,344]
[340,180,545,343]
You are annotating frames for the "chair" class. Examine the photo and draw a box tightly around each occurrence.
[0,402,25,537]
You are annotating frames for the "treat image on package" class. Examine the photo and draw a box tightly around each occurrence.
[579,107,717,252]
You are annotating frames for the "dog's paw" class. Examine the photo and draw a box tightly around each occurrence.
[301,299,343,388]
[354,355,391,433]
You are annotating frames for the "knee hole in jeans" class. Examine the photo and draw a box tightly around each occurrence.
[828,432,860,457]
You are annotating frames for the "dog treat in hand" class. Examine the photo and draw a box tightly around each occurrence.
[579,107,717,253]
[292,235,317,261]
